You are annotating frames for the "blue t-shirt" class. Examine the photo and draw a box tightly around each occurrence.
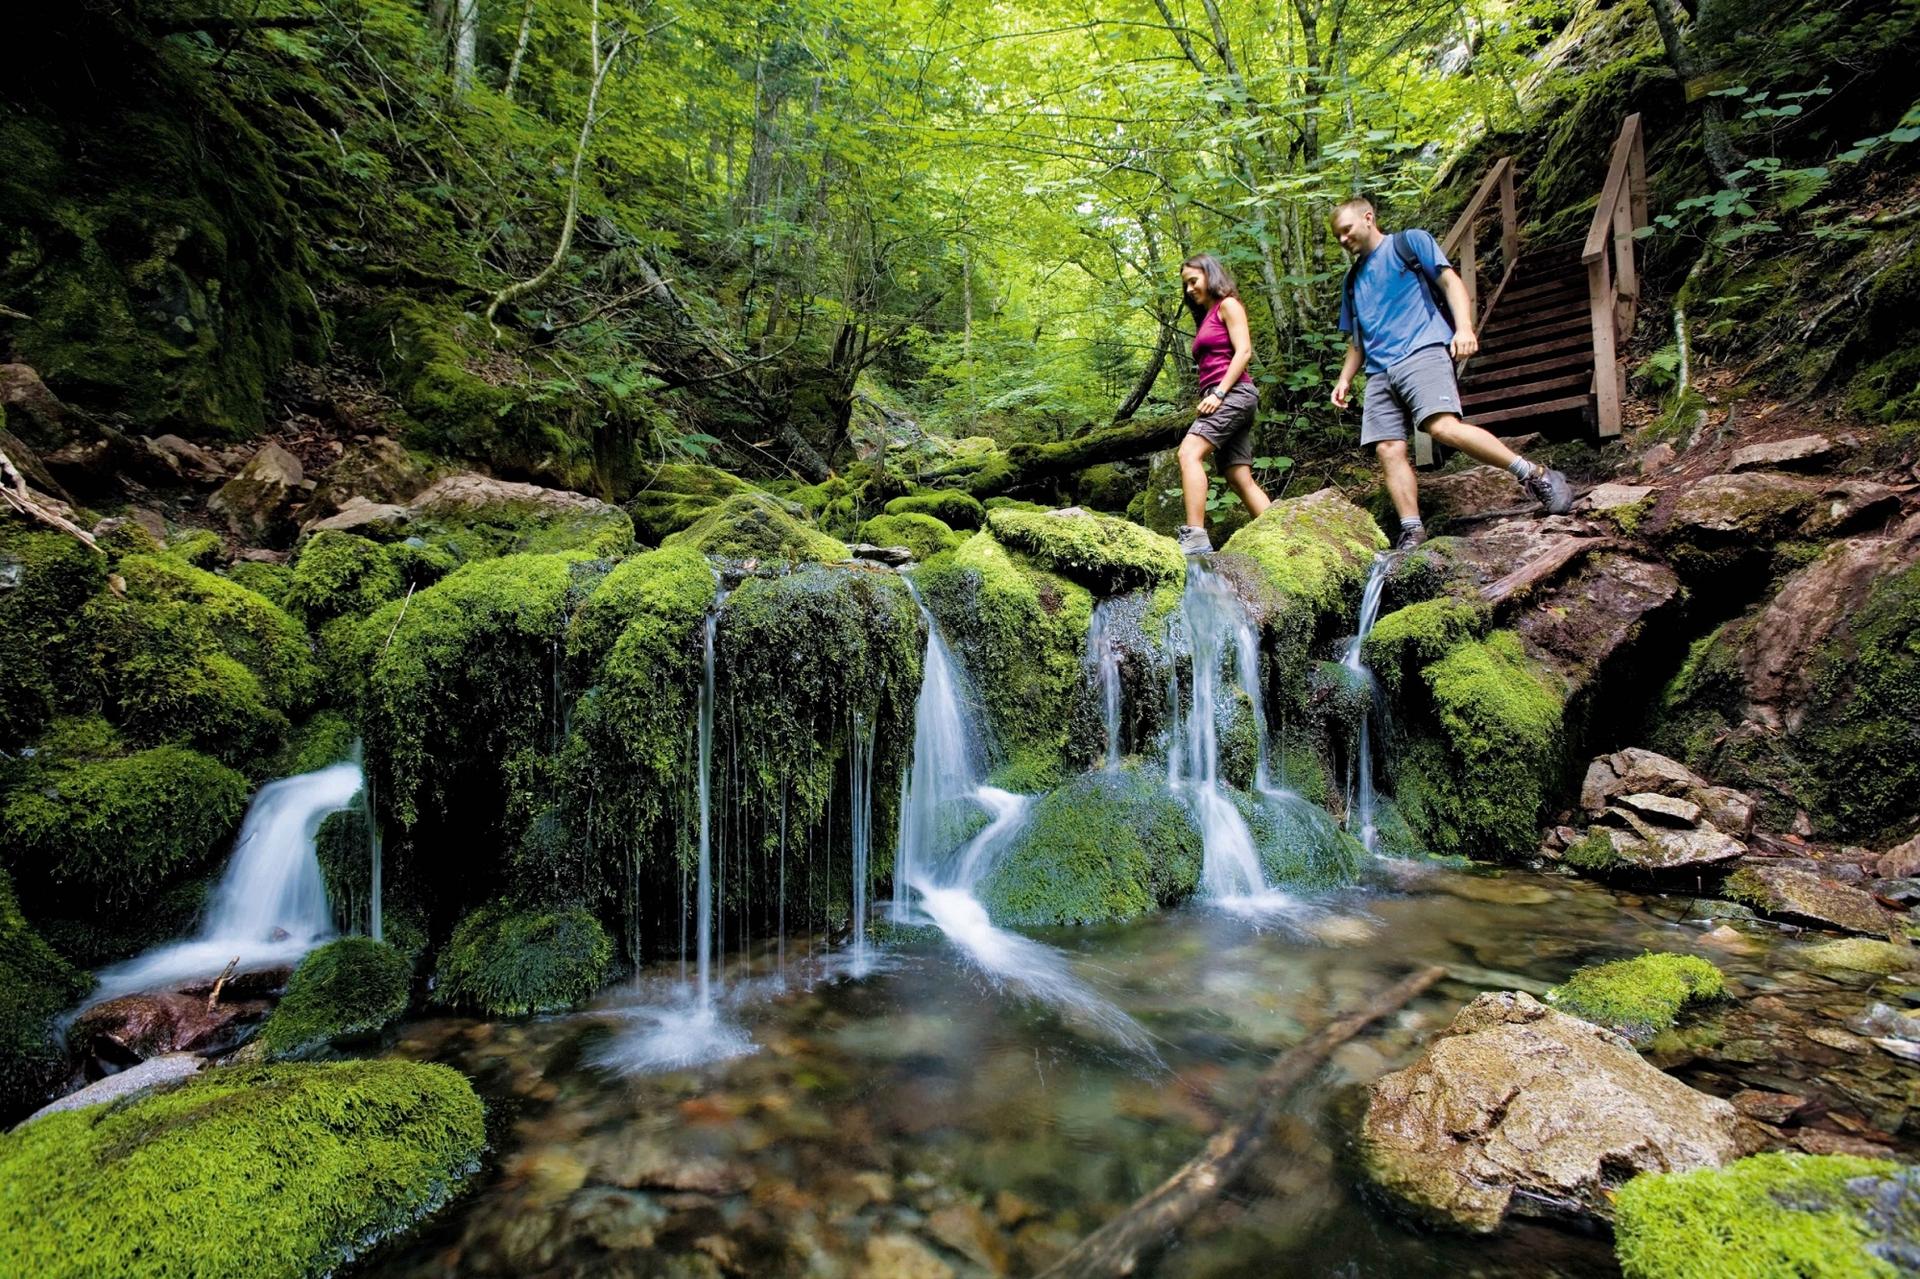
[1336,229,1456,374]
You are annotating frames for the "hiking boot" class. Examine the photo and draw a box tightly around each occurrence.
[1176,525,1213,556]
[1391,524,1428,554]
[1522,466,1573,515]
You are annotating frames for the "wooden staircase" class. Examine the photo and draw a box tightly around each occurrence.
[1415,115,1650,466]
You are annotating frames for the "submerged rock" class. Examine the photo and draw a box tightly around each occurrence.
[1724,865,1893,937]
[1360,991,1741,1232]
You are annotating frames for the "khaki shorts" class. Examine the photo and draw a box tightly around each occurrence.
[1360,345,1462,448]
[1187,381,1259,469]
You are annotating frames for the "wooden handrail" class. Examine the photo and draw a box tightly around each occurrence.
[1442,156,1513,261]
[1583,115,1645,263]
[1582,113,1649,440]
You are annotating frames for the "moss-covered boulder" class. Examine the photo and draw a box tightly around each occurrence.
[356,553,577,836]
[984,507,1183,595]
[1240,789,1367,888]
[917,530,1093,788]
[627,463,758,543]
[256,937,411,1061]
[1394,631,1568,859]
[283,530,455,624]
[0,518,105,747]
[1613,1153,1909,1279]
[885,489,985,530]
[857,512,962,561]
[1545,953,1726,1044]
[350,296,519,461]
[0,867,92,1119]
[1361,596,1489,699]
[403,473,635,561]
[567,541,715,681]
[663,491,849,564]
[0,1060,485,1278]
[433,901,612,1016]
[2,741,249,915]
[86,553,320,764]
[980,766,1201,925]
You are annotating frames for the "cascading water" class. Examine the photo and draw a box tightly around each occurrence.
[846,711,876,976]
[1166,562,1291,911]
[1087,598,1125,768]
[87,761,364,1004]
[1343,554,1393,852]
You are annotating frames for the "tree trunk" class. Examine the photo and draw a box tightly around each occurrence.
[451,0,479,92]
[1113,319,1175,423]
[503,0,535,100]
[1650,0,1743,189]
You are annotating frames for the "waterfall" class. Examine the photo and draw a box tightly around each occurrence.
[1166,562,1289,909]
[363,765,383,944]
[847,711,876,976]
[695,603,720,1010]
[1343,554,1392,852]
[87,761,363,1004]
[1087,598,1124,768]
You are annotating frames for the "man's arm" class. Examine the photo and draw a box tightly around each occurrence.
[1439,267,1478,359]
[1331,342,1364,409]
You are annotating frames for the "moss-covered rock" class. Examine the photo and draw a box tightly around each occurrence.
[86,553,320,764]
[271,711,360,779]
[1074,461,1146,513]
[980,766,1201,925]
[433,901,612,1016]
[1613,1153,1906,1279]
[885,489,985,531]
[1545,953,1727,1043]
[984,507,1183,595]
[567,541,715,682]
[283,530,455,624]
[402,474,636,562]
[0,518,105,746]
[1394,631,1568,859]
[222,558,294,607]
[627,463,757,543]
[1361,596,1489,698]
[350,296,518,461]
[857,512,963,561]
[916,531,1093,788]
[0,867,92,1119]
[256,937,411,1060]
[1239,789,1367,888]
[0,1059,485,1278]
[1799,938,1918,976]
[2,743,248,914]
[663,492,849,564]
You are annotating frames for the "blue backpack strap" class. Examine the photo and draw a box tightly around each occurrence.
[1395,231,1454,330]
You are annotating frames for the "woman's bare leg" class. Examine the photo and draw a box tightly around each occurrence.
[1224,464,1270,518]
[1178,433,1214,527]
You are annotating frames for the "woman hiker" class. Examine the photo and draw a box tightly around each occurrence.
[1175,254,1271,556]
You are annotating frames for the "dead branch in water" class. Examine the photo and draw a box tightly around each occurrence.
[1039,965,1449,1279]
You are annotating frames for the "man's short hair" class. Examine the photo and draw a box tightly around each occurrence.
[1331,196,1375,222]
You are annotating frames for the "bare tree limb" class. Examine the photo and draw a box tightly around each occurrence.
[0,444,101,554]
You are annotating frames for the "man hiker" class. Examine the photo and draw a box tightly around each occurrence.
[1329,197,1571,552]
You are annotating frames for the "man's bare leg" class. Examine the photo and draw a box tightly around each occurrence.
[1376,439,1420,522]
[1424,413,1517,468]
[1224,464,1271,518]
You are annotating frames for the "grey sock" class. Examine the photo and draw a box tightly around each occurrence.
[1400,517,1424,531]
[1508,458,1537,481]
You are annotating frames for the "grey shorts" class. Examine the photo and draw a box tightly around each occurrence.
[1186,380,1259,469]
[1360,345,1462,448]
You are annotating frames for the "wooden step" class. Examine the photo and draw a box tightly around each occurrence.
[1461,370,1592,409]
[1468,394,1594,426]
[1499,277,1585,307]
[1461,351,1594,388]
[1476,318,1593,358]
[1483,300,1588,336]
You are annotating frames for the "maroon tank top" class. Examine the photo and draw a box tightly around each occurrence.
[1192,303,1251,391]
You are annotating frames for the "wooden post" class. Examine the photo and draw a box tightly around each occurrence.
[1625,114,1649,231]
[1499,161,1520,266]
[1589,253,1621,437]
[1458,233,1478,328]
[1613,196,1638,334]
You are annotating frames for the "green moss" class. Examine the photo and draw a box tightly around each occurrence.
[35,873,213,971]
[916,531,1093,788]
[0,519,106,746]
[356,553,575,833]
[1238,790,1366,888]
[979,766,1201,925]
[222,559,294,606]
[627,463,757,543]
[1217,686,1262,792]
[86,553,319,764]
[1800,938,1917,976]
[433,901,612,1016]
[1545,952,1726,1042]
[984,507,1183,594]
[858,512,963,561]
[1563,828,1627,874]
[271,711,359,778]
[1396,631,1567,859]
[164,530,225,569]
[2,745,248,914]
[663,492,849,564]
[568,541,715,680]
[0,1060,486,1278]
[284,530,455,623]
[885,489,986,531]
[351,296,517,459]
[1614,1153,1904,1279]
[1361,597,1489,698]
[257,938,411,1060]
[1075,462,1144,513]
[0,867,92,1119]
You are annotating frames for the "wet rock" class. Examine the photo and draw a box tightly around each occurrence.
[25,1053,204,1123]
[1618,791,1704,826]
[848,542,914,566]
[860,1232,955,1279]
[1877,833,1920,880]
[1359,991,1741,1232]
[567,1187,667,1250]
[1726,865,1893,936]
[1801,480,1900,539]
[207,443,306,546]
[1611,820,1748,872]
[1729,435,1836,472]
[69,992,270,1063]
[1581,747,1709,807]
[1799,938,1916,976]
[1430,873,1554,906]
[927,1202,1008,1273]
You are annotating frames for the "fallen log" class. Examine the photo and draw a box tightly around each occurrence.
[1039,965,1449,1279]
[927,412,1190,499]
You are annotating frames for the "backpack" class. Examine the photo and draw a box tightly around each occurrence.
[1342,231,1453,361]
